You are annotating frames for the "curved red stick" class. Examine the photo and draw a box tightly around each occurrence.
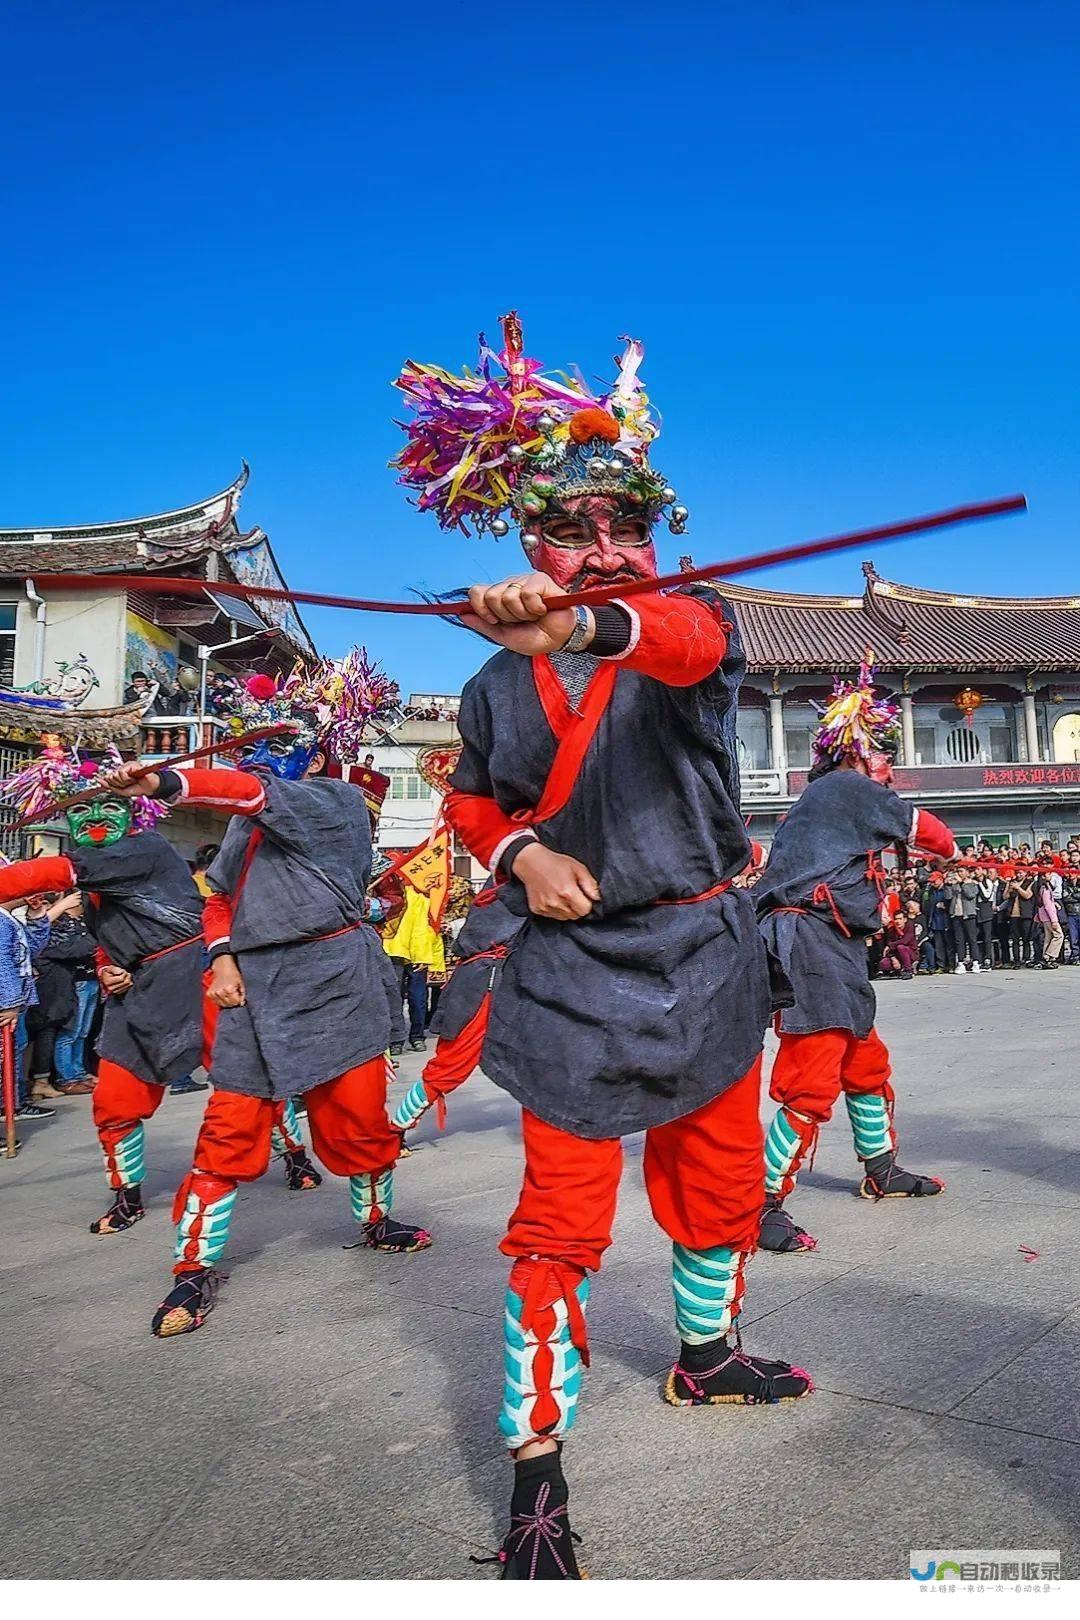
[27,494,1026,618]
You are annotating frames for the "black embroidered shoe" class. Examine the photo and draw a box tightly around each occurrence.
[283,1149,322,1191]
[759,1194,817,1253]
[344,1215,432,1253]
[90,1184,144,1235]
[151,1268,222,1339]
[859,1152,944,1200]
[664,1337,814,1406]
[491,1453,582,1580]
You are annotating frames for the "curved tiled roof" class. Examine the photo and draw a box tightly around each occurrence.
[0,464,249,543]
[721,564,1080,675]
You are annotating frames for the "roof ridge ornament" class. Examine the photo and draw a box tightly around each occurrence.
[861,557,909,643]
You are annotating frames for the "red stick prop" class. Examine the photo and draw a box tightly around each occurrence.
[2,1023,17,1160]
[16,724,296,827]
[26,494,1027,619]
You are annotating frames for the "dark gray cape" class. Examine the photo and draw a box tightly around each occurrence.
[206,773,391,1099]
[449,590,775,1139]
[755,769,913,1038]
[74,832,204,1086]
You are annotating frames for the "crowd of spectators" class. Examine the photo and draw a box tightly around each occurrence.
[872,834,1080,980]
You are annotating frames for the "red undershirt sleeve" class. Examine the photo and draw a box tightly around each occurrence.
[910,807,959,860]
[444,789,536,875]
[593,592,730,687]
[0,855,77,905]
[203,890,235,960]
[169,767,267,815]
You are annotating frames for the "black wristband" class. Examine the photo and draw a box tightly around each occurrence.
[207,940,234,963]
[155,768,184,801]
[498,832,538,879]
[587,604,632,658]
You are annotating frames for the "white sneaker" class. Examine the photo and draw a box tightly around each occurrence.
[970,961,981,972]
[954,963,967,974]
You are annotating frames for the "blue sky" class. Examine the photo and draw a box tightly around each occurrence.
[4,1,1078,693]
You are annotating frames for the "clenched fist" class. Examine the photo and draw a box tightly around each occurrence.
[459,573,589,658]
[98,965,133,997]
[209,954,246,1009]
[511,841,601,921]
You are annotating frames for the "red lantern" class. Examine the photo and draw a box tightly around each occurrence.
[955,686,984,729]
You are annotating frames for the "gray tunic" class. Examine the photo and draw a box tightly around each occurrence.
[755,769,913,1039]
[450,589,775,1139]
[74,832,204,1086]
[206,773,391,1099]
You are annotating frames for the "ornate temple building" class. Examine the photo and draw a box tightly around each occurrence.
[0,466,316,854]
[730,562,1080,849]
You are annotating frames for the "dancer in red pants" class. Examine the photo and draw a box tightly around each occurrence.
[394,319,810,1579]
[755,665,959,1253]
[103,656,432,1339]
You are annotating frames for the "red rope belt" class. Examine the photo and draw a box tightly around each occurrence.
[772,883,853,939]
[140,933,204,965]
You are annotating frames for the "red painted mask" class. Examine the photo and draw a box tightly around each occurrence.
[866,749,895,786]
[523,494,657,592]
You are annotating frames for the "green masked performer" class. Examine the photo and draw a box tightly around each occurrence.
[0,742,209,1234]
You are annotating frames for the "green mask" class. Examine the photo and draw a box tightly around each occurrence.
[66,796,133,848]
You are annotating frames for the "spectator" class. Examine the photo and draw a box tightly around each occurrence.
[24,892,87,1100]
[879,910,918,979]
[50,896,100,1094]
[1063,863,1080,965]
[949,867,980,973]
[191,843,220,899]
[973,867,997,970]
[1036,869,1064,969]
[0,895,56,1123]
[1004,867,1037,967]
[923,870,954,973]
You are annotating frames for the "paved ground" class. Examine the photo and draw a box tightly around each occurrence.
[2,969,1079,1580]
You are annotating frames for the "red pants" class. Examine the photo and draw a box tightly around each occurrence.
[501,1055,765,1273]
[92,1061,167,1188]
[766,1028,895,1198]
[187,1057,399,1184]
[420,997,490,1120]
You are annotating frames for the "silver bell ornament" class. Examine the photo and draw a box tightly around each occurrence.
[662,486,677,504]
[605,460,623,475]
[588,456,607,477]
[489,517,510,537]
[671,504,689,524]
[536,412,556,434]
[668,519,686,535]
[506,443,526,464]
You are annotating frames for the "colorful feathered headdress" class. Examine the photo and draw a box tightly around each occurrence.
[812,663,901,769]
[0,740,169,829]
[226,650,401,760]
[391,312,688,538]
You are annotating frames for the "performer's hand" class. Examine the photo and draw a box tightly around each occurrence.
[99,761,160,798]
[0,1006,20,1028]
[459,573,585,657]
[98,965,133,996]
[511,842,601,920]
[209,954,246,1008]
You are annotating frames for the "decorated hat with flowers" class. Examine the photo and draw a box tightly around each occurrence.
[226,650,401,760]
[0,740,169,829]
[391,312,688,539]
[812,662,902,770]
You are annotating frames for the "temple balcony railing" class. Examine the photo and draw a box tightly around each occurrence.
[138,716,230,764]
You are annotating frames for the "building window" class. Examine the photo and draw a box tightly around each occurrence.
[385,767,432,801]
[913,702,1019,765]
[0,602,17,688]
[0,742,33,857]
[735,709,770,771]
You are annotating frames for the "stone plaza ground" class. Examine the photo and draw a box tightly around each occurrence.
[2,969,1078,1581]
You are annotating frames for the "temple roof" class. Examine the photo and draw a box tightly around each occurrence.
[0,465,250,545]
[720,562,1080,675]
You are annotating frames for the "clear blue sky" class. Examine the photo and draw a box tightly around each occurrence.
[4,1,1078,693]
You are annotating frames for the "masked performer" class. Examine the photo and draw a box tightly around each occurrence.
[111,656,431,1340]
[754,668,958,1254]
[0,744,207,1234]
[393,319,811,1580]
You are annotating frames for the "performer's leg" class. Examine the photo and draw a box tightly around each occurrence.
[759,1030,848,1252]
[270,1097,322,1191]
[305,1056,431,1252]
[493,1110,622,1580]
[89,1060,169,1234]
[151,1089,277,1338]
[841,1029,944,1201]
[646,1060,813,1408]
[391,996,488,1134]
